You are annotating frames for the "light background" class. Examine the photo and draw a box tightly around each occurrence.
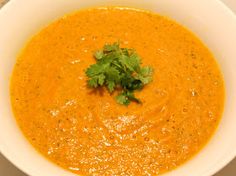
[0,0,235,175]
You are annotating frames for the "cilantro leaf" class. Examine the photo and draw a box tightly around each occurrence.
[88,77,99,88]
[116,92,130,106]
[105,67,120,83]
[98,74,106,86]
[104,42,119,52]
[86,64,105,77]
[107,80,116,93]
[135,66,153,85]
[94,50,104,60]
[116,91,141,106]
[85,42,153,105]
[125,91,141,104]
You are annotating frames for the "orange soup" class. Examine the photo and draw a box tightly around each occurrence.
[11,7,225,175]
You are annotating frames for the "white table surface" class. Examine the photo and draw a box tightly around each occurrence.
[0,0,236,175]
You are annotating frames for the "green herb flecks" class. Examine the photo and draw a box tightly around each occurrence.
[85,42,153,105]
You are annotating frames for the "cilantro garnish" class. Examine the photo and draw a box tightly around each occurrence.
[85,42,153,105]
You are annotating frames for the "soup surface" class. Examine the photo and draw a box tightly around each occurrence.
[11,7,224,175]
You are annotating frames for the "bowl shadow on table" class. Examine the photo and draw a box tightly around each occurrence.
[0,154,26,176]
[0,152,235,176]
[214,157,236,176]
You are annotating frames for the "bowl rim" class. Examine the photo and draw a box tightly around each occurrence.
[0,0,236,176]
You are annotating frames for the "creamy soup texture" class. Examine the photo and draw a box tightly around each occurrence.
[11,7,225,175]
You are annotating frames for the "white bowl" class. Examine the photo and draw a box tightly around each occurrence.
[0,0,236,176]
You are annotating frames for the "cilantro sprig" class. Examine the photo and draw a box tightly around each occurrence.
[85,42,153,105]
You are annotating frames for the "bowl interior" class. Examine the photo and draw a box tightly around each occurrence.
[0,0,236,176]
